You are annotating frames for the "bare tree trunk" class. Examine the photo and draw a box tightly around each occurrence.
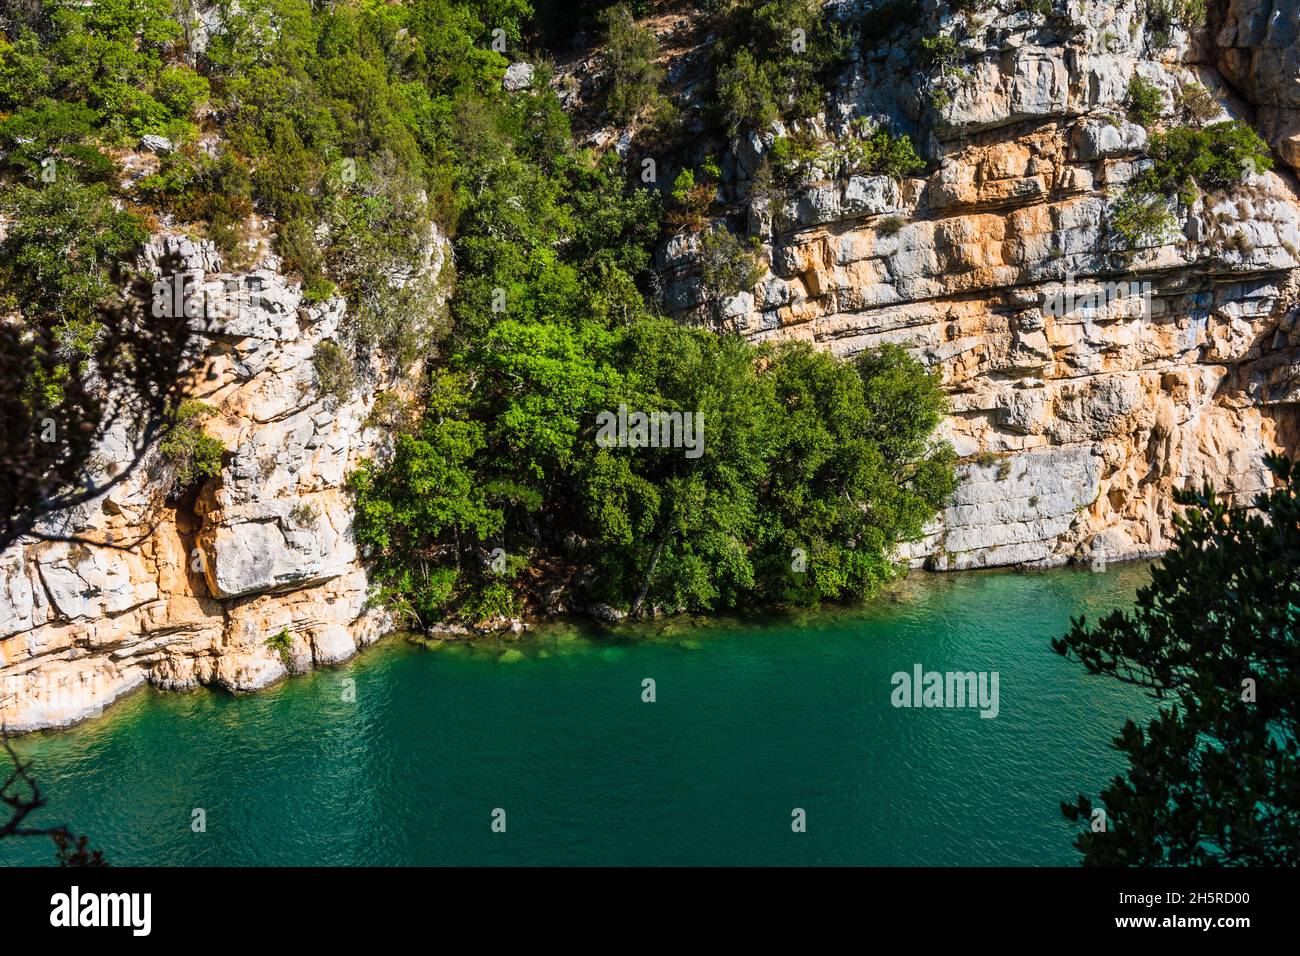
[630,532,668,619]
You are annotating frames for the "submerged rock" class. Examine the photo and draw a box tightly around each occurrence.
[587,604,627,624]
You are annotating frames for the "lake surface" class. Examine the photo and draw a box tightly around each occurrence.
[1,563,1156,866]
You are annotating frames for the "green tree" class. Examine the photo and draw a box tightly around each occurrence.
[698,225,763,321]
[755,342,955,605]
[1143,121,1273,206]
[709,0,848,137]
[1055,456,1300,865]
[0,179,149,406]
[349,372,502,626]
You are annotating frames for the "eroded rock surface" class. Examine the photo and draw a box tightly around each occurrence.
[659,0,1300,569]
[1217,0,1300,169]
[0,233,446,731]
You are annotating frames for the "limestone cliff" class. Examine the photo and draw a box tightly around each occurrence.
[650,0,1300,568]
[0,230,447,732]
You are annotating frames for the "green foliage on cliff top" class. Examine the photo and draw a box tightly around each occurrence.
[710,0,850,138]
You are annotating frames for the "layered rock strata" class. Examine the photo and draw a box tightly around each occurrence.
[658,0,1300,568]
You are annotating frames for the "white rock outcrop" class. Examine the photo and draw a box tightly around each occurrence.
[0,231,447,732]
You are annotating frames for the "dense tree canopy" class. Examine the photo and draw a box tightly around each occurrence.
[347,62,954,623]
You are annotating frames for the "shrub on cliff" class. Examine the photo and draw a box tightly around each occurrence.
[710,0,850,137]
[137,149,256,264]
[1174,82,1220,128]
[599,2,665,124]
[1144,121,1273,205]
[697,225,763,321]
[157,400,225,500]
[1108,188,1175,250]
[1125,75,1164,127]
[770,122,925,184]
[1056,455,1300,865]
[839,124,926,178]
[1109,120,1272,249]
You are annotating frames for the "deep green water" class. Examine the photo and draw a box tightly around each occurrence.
[2,563,1157,866]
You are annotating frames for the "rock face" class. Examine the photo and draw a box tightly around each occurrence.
[0,233,447,732]
[659,0,1300,570]
[1216,0,1300,171]
[503,61,535,91]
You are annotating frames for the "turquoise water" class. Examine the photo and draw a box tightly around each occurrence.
[1,564,1156,866]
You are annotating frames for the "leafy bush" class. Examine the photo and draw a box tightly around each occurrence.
[290,501,319,526]
[1110,120,1271,249]
[920,34,967,110]
[321,156,447,374]
[0,0,205,141]
[0,179,149,333]
[158,400,225,499]
[137,150,255,264]
[599,3,664,124]
[709,0,849,137]
[877,215,904,236]
[1125,75,1164,127]
[1144,0,1207,49]
[0,101,115,183]
[0,179,149,407]
[1109,188,1175,249]
[771,122,925,183]
[581,331,956,612]
[1144,121,1273,204]
[667,167,718,230]
[920,34,958,70]
[698,226,763,319]
[716,48,778,138]
[837,123,926,178]
[312,340,356,401]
